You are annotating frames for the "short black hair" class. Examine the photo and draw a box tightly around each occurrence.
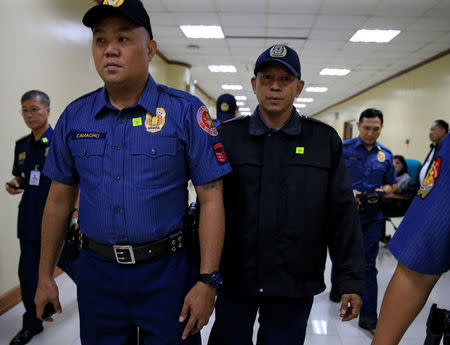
[393,155,408,176]
[433,119,449,133]
[359,108,383,125]
[21,90,50,107]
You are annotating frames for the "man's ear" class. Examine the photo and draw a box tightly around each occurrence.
[147,40,157,62]
[251,76,257,94]
[296,80,304,97]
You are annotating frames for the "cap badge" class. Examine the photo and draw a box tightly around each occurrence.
[220,102,230,112]
[103,0,125,7]
[270,45,287,58]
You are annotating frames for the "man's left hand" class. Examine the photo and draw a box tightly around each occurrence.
[339,293,362,321]
[179,281,216,340]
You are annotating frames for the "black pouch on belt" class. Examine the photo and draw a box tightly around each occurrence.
[65,208,81,261]
[182,202,200,263]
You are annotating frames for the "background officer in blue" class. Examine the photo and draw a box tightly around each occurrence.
[33,1,231,345]
[5,90,77,345]
[335,108,397,330]
[213,93,238,127]
[372,133,449,345]
[208,45,365,345]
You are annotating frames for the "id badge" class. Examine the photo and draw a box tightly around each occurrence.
[29,166,41,186]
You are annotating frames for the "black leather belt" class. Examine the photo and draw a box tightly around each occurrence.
[81,231,184,264]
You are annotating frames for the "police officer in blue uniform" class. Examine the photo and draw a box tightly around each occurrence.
[33,1,231,345]
[372,133,450,345]
[208,45,365,345]
[213,94,238,127]
[335,108,397,330]
[6,90,77,345]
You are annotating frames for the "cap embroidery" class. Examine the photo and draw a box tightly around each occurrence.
[220,102,230,112]
[270,45,287,58]
[103,0,125,7]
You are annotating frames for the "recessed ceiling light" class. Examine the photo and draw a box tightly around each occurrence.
[239,107,251,112]
[222,85,243,90]
[350,29,400,43]
[208,65,237,73]
[296,98,314,103]
[240,111,252,116]
[235,96,247,101]
[180,25,224,39]
[236,102,245,106]
[306,87,328,93]
[294,104,306,108]
[320,68,351,76]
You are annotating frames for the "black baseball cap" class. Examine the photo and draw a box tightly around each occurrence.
[254,44,301,79]
[216,94,237,122]
[83,0,153,40]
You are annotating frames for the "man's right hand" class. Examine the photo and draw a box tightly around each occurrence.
[34,278,62,322]
[5,178,23,195]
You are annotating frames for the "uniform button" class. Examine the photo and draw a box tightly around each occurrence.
[114,145,121,150]
[151,149,156,155]
[119,119,124,124]
[114,175,120,181]
[81,150,87,157]
[259,288,264,293]
[113,207,120,213]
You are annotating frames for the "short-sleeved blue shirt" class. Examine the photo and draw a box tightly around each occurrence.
[13,126,53,240]
[44,75,231,244]
[389,134,450,275]
[343,136,397,224]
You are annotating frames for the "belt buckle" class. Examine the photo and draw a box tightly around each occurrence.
[113,245,136,264]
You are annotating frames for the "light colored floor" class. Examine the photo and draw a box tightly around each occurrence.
[1,223,448,345]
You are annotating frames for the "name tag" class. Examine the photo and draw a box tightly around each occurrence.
[29,169,41,186]
[72,132,106,140]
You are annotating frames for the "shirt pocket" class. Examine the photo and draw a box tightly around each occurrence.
[71,140,106,183]
[128,136,179,188]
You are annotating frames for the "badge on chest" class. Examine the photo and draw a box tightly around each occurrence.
[29,165,41,186]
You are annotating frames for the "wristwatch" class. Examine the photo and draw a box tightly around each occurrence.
[198,271,223,288]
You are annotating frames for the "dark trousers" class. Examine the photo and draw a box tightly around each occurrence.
[18,239,78,331]
[77,247,200,345]
[359,221,383,320]
[208,294,313,345]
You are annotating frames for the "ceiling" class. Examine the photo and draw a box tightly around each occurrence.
[144,0,450,115]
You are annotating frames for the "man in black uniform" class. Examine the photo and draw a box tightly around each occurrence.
[208,45,365,345]
[5,90,77,345]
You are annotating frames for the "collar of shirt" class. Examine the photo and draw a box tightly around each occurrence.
[27,126,53,145]
[249,106,302,136]
[355,136,380,152]
[92,74,159,118]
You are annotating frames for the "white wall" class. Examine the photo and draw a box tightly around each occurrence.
[314,53,450,161]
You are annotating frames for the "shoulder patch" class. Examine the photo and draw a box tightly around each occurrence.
[417,157,441,199]
[197,106,218,136]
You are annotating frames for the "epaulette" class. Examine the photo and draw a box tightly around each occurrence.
[377,144,392,155]
[157,84,199,103]
[218,115,248,129]
[67,87,103,106]
[16,134,31,143]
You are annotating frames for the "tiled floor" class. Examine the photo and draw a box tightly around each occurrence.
[1,226,448,345]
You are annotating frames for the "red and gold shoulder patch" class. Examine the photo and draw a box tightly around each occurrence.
[417,157,441,199]
[197,106,218,136]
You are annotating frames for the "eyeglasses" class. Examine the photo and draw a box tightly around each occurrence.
[21,107,47,115]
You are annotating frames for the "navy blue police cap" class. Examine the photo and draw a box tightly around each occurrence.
[83,0,153,40]
[216,94,237,123]
[254,44,301,79]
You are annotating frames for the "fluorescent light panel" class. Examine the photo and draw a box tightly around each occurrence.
[235,96,247,101]
[294,104,306,108]
[239,107,251,111]
[296,98,314,103]
[222,84,243,90]
[240,111,252,116]
[350,29,400,43]
[236,102,245,106]
[208,65,237,73]
[320,68,350,76]
[180,25,224,39]
[306,87,328,93]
